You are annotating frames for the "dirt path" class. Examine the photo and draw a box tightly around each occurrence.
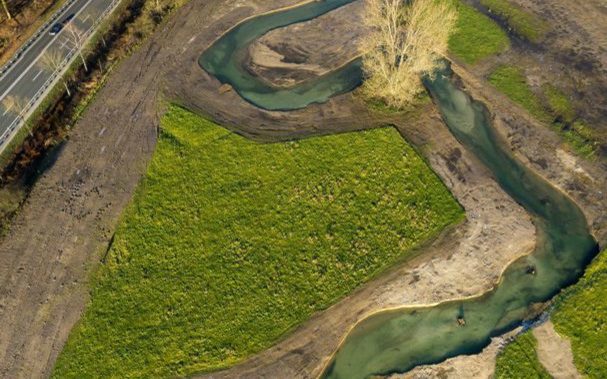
[0,11,171,379]
[0,0,605,378]
[533,321,581,379]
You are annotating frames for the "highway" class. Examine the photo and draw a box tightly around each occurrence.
[0,0,120,149]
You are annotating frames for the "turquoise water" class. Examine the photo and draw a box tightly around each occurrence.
[198,1,599,378]
[198,0,361,111]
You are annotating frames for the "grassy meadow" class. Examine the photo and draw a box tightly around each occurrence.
[448,0,510,64]
[494,332,551,379]
[479,0,549,43]
[52,105,463,377]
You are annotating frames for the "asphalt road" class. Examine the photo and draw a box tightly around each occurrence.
[0,0,118,146]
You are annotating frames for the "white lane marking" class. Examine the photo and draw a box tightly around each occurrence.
[2,104,13,115]
[32,69,44,81]
[0,0,96,101]
[81,14,90,23]
[0,0,82,81]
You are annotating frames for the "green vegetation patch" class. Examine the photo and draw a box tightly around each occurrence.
[553,250,607,378]
[448,0,510,64]
[543,84,575,123]
[489,65,598,158]
[495,332,551,379]
[479,0,549,43]
[488,65,547,121]
[53,105,463,378]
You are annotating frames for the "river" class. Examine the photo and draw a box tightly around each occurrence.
[198,1,599,378]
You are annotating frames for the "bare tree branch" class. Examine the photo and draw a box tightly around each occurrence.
[65,22,89,71]
[39,49,72,96]
[1,95,28,117]
[361,0,457,109]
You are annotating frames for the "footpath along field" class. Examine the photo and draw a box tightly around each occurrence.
[52,105,463,377]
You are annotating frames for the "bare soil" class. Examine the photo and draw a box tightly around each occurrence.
[246,1,365,87]
[0,0,605,378]
[466,0,607,153]
[397,328,522,379]
[533,320,581,379]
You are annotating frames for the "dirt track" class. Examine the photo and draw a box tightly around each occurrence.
[0,0,605,378]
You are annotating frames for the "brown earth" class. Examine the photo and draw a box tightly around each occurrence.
[533,320,581,379]
[246,1,365,87]
[467,0,607,152]
[0,1,605,379]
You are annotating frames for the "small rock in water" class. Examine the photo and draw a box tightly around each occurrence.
[218,83,233,94]
[457,316,466,327]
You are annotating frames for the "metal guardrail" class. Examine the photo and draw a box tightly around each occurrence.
[0,0,121,148]
[0,0,79,78]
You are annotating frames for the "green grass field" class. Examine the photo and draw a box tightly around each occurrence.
[448,0,510,64]
[553,249,607,378]
[494,332,551,379]
[52,105,463,378]
[489,65,598,158]
[488,66,548,121]
[479,0,548,43]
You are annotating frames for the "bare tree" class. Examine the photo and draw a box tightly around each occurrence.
[361,0,457,108]
[1,0,11,21]
[1,95,28,118]
[39,49,71,96]
[64,22,89,71]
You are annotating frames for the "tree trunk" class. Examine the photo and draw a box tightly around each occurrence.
[79,52,88,71]
[63,81,71,97]
[1,0,12,20]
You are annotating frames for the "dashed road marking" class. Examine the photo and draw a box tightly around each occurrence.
[32,69,44,81]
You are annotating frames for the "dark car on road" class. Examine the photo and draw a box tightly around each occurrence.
[49,13,75,36]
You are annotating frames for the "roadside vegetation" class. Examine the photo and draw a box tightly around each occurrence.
[552,249,607,378]
[488,65,599,158]
[494,331,551,379]
[447,0,509,64]
[52,105,464,378]
[479,0,548,43]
